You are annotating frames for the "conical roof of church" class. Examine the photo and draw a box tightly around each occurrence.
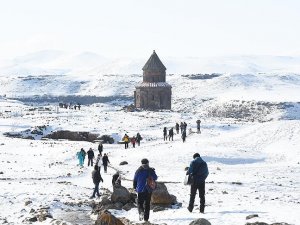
[142,50,166,71]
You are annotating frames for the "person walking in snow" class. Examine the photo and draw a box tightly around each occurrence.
[180,122,184,134]
[133,158,158,222]
[90,165,103,199]
[163,127,168,141]
[102,153,110,173]
[175,122,180,134]
[87,148,95,166]
[98,142,103,155]
[76,149,84,167]
[182,130,187,143]
[183,122,187,132]
[81,148,86,164]
[196,119,201,133]
[131,136,136,148]
[168,128,174,141]
[187,153,209,213]
[136,132,142,146]
[122,134,129,149]
[95,153,102,171]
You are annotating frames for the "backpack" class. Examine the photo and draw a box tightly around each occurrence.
[146,169,156,192]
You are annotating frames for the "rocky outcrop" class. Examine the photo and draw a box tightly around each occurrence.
[189,218,211,225]
[95,210,124,225]
[151,182,177,205]
[111,186,131,204]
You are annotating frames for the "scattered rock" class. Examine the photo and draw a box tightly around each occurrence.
[189,218,211,225]
[95,210,124,225]
[25,200,32,206]
[0,171,3,174]
[28,216,38,222]
[222,191,228,194]
[122,202,135,211]
[151,182,176,205]
[119,161,128,166]
[246,214,259,220]
[111,186,131,204]
[217,167,221,170]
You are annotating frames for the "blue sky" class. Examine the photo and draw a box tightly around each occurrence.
[0,0,299,59]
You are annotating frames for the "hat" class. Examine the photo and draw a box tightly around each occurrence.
[141,158,149,165]
[193,153,200,159]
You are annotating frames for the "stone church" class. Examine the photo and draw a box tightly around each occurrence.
[134,51,172,110]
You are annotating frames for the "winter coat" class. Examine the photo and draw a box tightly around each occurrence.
[163,128,167,135]
[102,155,110,166]
[98,144,103,152]
[131,138,136,144]
[77,151,84,160]
[92,169,103,184]
[87,149,94,159]
[187,156,209,184]
[136,133,142,141]
[169,129,174,136]
[122,135,129,143]
[112,173,121,186]
[133,164,158,193]
[175,123,179,130]
[96,156,102,167]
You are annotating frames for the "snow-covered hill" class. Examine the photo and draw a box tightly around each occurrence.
[0,55,300,225]
[1,50,300,76]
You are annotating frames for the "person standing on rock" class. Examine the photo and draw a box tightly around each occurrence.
[87,148,95,166]
[133,158,158,222]
[90,165,103,199]
[187,153,209,213]
[102,153,110,173]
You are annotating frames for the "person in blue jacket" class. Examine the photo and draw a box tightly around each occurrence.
[187,153,209,213]
[133,158,158,222]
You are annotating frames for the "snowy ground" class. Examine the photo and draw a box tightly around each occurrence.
[0,72,300,225]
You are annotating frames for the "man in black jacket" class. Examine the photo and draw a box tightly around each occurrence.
[87,148,94,166]
[102,153,110,173]
[91,165,103,198]
[187,153,209,213]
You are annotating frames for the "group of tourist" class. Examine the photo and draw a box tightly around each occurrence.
[122,132,142,149]
[164,119,201,143]
[76,118,207,222]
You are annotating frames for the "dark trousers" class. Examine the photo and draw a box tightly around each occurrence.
[137,192,152,221]
[132,143,135,148]
[137,140,140,146]
[88,158,93,166]
[92,183,100,197]
[169,135,173,141]
[125,142,129,149]
[189,182,205,212]
[103,164,107,173]
[164,134,167,141]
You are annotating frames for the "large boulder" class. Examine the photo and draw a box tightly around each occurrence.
[151,182,176,205]
[95,210,124,225]
[189,218,211,225]
[111,186,131,204]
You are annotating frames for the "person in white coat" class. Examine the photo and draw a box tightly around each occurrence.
[95,153,102,171]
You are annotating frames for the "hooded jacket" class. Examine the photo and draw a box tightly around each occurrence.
[187,156,209,184]
[133,164,158,193]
